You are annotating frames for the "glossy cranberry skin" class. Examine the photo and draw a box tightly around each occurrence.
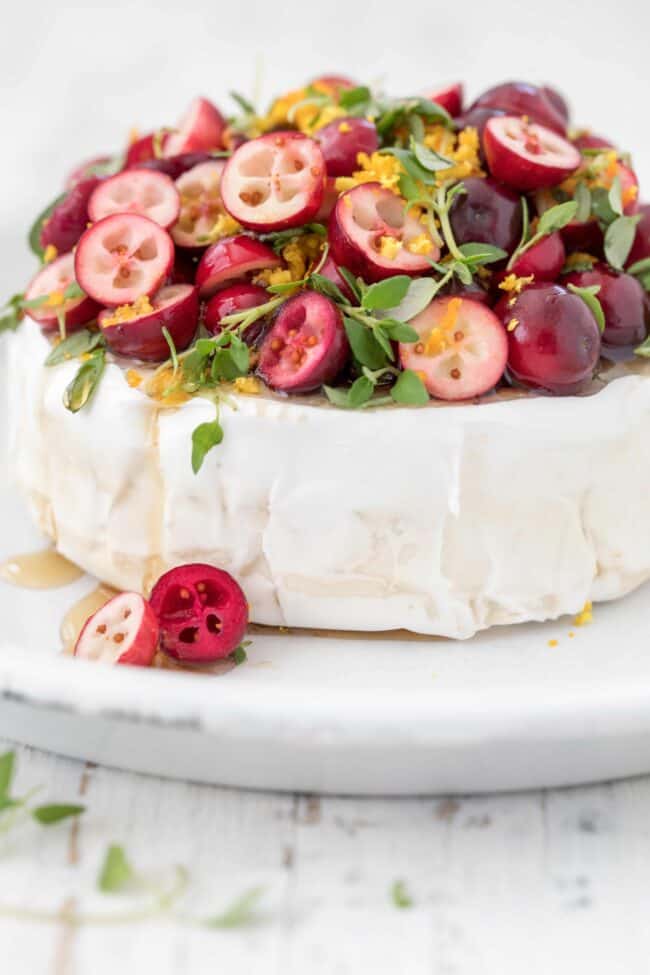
[627,204,650,267]
[203,283,269,342]
[469,81,567,135]
[564,264,650,348]
[316,117,379,177]
[456,106,506,140]
[428,82,463,118]
[508,232,565,282]
[495,283,601,394]
[449,177,523,257]
[439,276,491,306]
[572,131,615,151]
[40,177,100,255]
[133,151,213,180]
[124,134,156,168]
[541,85,570,124]
[318,255,355,301]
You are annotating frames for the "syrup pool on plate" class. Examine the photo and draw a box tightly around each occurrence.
[0,548,84,589]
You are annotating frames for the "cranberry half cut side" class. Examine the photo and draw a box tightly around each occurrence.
[258,291,349,393]
[171,160,229,248]
[483,116,581,191]
[74,213,175,307]
[99,283,199,361]
[163,97,226,157]
[74,592,159,667]
[24,252,99,332]
[88,169,180,229]
[220,132,325,231]
[150,564,248,662]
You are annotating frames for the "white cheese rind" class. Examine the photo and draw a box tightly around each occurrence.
[9,321,650,639]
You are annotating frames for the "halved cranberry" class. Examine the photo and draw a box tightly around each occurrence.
[329,183,439,282]
[133,151,214,181]
[88,169,180,229]
[506,232,566,282]
[204,283,269,340]
[318,254,355,300]
[99,283,199,361]
[427,82,463,117]
[195,234,281,299]
[74,592,159,667]
[541,85,570,124]
[150,563,248,663]
[438,276,491,306]
[124,134,156,168]
[627,203,650,266]
[316,117,379,177]
[258,291,349,393]
[171,160,228,248]
[24,253,99,332]
[494,282,601,394]
[449,177,522,257]
[74,214,175,307]
[399,296,507,401]
[220,132,325,231]
[564,264,650,348]
[571,131,615,151]
[455,106,507,145]
[469,81,567,134]
[40,177,100,255]
[163,97,226,157]
[484,116,581,190]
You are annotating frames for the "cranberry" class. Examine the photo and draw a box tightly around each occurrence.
[469,81,567,135]
[316,117,379,177]
[133,151,214,181]
[428,82,464,117]
[40,177,101,255]
[24,253,99,333]
[564,264,650,348]
[195,235,282,299]
[449,177,523,257]
[495,282,601,394]
[541,85,570,124]
[124,134,156,168]
[203,282,269,341]
[318,254,356,301]
[99,284,199,361]
[150,564,248,663]
[88,169,180,229]
[571,131,615,152]
[483,116,581,190]
[258,291,349,392]
[439,276,491,305]
[75,593,159,667]
[506,232,565,282]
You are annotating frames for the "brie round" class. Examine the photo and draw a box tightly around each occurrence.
[8,320,650,639]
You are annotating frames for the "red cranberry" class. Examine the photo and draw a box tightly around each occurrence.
[495,282,601,394]
[40,177,101,255]
[469,81,567,134]
[449,177,523,257]
[508,232,565,282]
[563,264,650,348]
[627,203,650,267]
[316,117,379,177]
[203,282,269,343]
[571,131,615,151]
[541,85,570,124]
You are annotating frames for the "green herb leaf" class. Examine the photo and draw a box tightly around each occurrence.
[343,317,387,369]
[338,85,372,113]
[380,320,419,342]
[0,294,23,334]
[537,201,579,237]
[191,418,224,474]
[377,277,437,323]
[161,326,179,371]
[211,335,250,381]
[627,256,650,291]
[372,325,395,360]
[63,349,105,413]
[230,90,256,115]
[348,375,375,408]
[98,844,135,893]
[361,276,411,311]
[32,803,85,825]
[337,267,363,302]
[0,796,22,814]
[634,335,650,357]
[380,147,436,186]
[204,887,265,928]
[323,385,352,407]
[390,369,429,405]
[608,175,623,217]
[604,215,640,270]
[390,880,413,909]
[410,138,454,173]
[45,329,104,366]
[28,193,66,259]
[457,242,508,266]
[230,644,248,665]
[309,273,347,303]
[258,223,327,254]
[452,260,473,285]
[567,283,606,333]
[0,752,15,798]
[591,186,619,227]
[574,182,592,224]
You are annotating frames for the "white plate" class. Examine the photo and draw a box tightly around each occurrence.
[2,338,650,795]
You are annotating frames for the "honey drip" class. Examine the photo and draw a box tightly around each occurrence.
[0,548,83,589]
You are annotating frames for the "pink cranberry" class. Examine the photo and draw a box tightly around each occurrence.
[563,264,650,348]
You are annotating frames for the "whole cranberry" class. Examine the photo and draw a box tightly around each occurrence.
[507,232,565,282]
[469,81,567,134]
[495,282,601,394]
[564,264,650,348]
[450,177,523,257]
[439,276,491,306]
[316,117,379,177]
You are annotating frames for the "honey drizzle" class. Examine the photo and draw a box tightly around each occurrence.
[60,584,118,655]
[0,549,83,589]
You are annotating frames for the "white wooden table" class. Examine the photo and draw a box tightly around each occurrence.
[1,741,648,974]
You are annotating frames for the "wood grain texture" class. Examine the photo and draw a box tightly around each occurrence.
[0,740,646,974]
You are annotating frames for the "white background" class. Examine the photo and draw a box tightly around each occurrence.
[2,0,649,298]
